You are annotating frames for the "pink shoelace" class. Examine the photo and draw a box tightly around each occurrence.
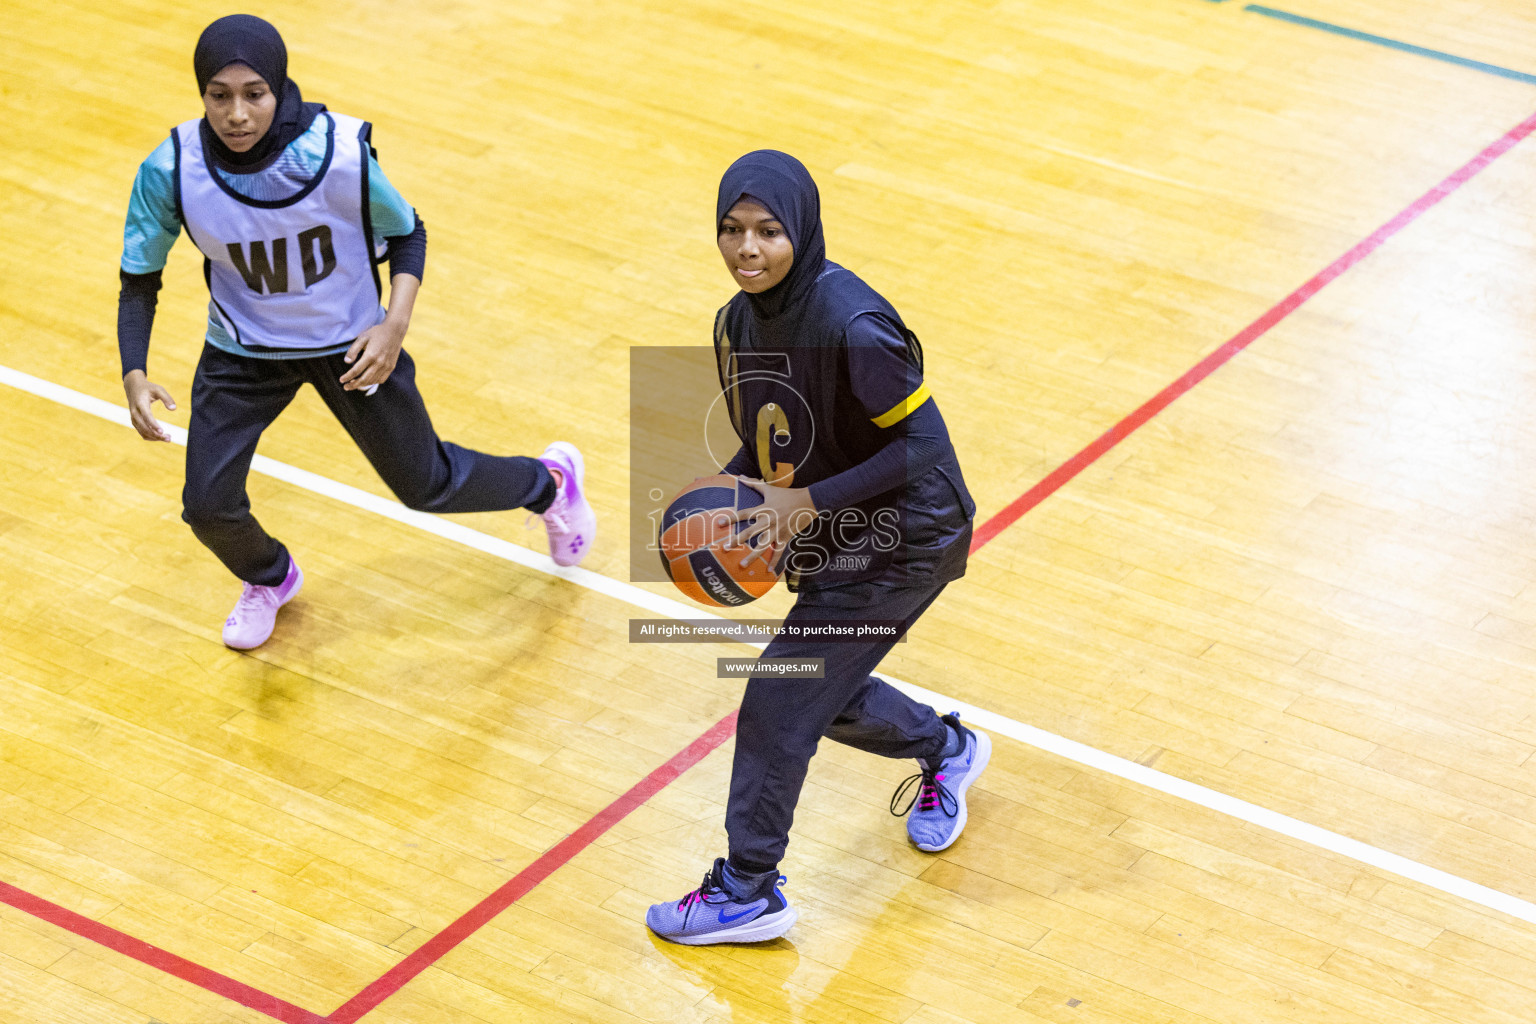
[890,764,958,818]
[677,867,733,914]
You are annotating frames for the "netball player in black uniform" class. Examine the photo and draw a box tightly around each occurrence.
[118,16,593,649]
[646,151,989,944]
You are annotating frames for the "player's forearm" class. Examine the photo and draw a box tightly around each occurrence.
[806,398,951,512]
[118,269,162,377]
[384,272,420,330]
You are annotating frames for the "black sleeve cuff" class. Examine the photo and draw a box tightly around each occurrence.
[386,214,427,282]
[723,445,758,478]
[117,269,162,377]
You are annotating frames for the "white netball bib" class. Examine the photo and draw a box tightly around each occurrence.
[175,112,383,351]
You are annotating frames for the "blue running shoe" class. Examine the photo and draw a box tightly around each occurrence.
[645,858,797,945]
[891,713,991,852]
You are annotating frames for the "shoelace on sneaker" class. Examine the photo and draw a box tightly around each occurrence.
[229,582,278,621]
[889,763,958,818]
[528,508,569,531]
[524,493,570,535]
[526,475,571,532]
[676,863,787,918]
[677,865,734,917]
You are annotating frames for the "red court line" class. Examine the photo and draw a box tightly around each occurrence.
[0,710,738,1024]
[0,881,328,1024]
[969,108,1536,552]
[325,709,740,1023]
[6,106,1534,1024]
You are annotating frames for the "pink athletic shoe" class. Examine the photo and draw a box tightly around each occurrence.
[222,559,304,649]
[536,442,595,566]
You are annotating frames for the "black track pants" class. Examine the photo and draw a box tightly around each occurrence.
[182,343,552,585]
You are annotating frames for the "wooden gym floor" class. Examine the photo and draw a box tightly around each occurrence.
[6,0,1536,1021]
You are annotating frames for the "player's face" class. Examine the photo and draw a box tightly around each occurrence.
[718,200,795,293]
[202,64,277,153]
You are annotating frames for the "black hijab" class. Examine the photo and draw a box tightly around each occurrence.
[194,14,325,171]
[716,150,828,320]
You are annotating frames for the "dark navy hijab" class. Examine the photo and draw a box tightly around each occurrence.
[194,14,325,171]
[716,150,828,321]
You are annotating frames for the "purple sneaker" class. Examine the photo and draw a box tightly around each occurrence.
[891,713,991,852]
[222,559,304,650]
[645,858,796,945]
[535,442,595,566]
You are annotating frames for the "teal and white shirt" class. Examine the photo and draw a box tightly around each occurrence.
[121,113,417,359]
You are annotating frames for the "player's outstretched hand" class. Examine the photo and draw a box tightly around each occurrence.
[340,318,406,391]
[123,370,176,442]
[731,480,818,571]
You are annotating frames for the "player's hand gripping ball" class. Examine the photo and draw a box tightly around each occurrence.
[659,475,781,607]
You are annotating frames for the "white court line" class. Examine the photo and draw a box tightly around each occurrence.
[7,360,1536,929]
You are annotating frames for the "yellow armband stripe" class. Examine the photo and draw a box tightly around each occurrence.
[871,382,932,429]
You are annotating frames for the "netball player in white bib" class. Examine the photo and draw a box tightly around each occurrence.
[118,15,594,649]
